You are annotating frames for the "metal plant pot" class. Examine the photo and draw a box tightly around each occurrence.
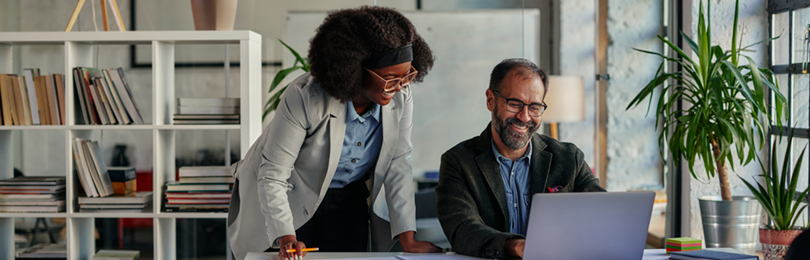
[699,196,761,255]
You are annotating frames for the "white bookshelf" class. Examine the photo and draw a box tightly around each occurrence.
[0,31,262,260]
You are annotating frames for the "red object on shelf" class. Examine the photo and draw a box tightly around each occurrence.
[135,170,153,192]
[119,170,154,248]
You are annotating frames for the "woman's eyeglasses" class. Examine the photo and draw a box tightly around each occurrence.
[364,65,418,92]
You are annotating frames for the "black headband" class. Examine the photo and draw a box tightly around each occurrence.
[362,44,413,69]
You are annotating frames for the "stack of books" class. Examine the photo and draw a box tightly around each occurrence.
[73,67,144,125]
[0,176,66,212]
[0,69,66,125]
[164,166,233,212]
[173,97,240,124]
[16,243,67,259]
[78,191,153,213]
[93,249,140,260]
[72,137,115,197]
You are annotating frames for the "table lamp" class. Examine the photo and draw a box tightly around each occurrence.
[543,76,585,139]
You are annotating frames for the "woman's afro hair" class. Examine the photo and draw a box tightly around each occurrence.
[308,6,434,102]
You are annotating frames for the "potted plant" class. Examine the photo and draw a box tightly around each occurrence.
[626,0,785,253]
[264,39,310,120]
[740,131,810,260]
[190,0,238,31]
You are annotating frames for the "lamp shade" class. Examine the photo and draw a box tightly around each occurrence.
[542,76,585,122]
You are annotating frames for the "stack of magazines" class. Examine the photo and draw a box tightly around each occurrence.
[0,176,66,212]
[173,98,240,125]
[78,191,153,213]
[164,166,233,212]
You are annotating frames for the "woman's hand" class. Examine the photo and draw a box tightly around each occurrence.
[399,231,442,253]
[278,235,307,260]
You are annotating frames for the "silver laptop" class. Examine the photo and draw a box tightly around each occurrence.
[523,191,655,260]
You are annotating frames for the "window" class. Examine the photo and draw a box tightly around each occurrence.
[768,0,810,224]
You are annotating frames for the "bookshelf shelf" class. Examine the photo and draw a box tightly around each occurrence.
[0,125,242,130]
[65,212,229,219]
[0,31,261,260]
[0,212,69,218]
[156,212,229,219]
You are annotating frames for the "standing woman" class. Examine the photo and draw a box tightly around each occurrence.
[227,6,439,260]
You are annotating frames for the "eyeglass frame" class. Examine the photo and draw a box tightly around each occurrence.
[491,90,548,117]
[363,65,419,92]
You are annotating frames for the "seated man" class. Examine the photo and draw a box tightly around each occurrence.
[436,58,606,259]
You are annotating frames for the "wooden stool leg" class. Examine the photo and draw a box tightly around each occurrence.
[65,0,87,32]
[100,0,109,31]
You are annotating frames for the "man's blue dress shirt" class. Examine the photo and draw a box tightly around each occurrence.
[329,101,383,188]
[491,140,532,236]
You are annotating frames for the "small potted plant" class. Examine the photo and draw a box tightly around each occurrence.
[740,131,810,260]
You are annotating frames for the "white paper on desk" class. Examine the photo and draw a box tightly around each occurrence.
[296,257,400,260]
[395,254,488,260]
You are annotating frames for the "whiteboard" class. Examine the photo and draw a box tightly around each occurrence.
[285,9,540,177]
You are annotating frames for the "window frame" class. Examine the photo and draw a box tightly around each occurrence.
[768,0,810,221]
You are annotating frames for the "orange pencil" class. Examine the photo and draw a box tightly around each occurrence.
[285,248,319,253]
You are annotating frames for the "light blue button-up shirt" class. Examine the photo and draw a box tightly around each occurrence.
[491,140,532,235]
[329,101,383,188]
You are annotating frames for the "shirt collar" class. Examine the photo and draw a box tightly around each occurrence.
[491,139,533,164]
[346,100,381,124]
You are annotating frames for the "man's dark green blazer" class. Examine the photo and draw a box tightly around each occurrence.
[436,125,606,258]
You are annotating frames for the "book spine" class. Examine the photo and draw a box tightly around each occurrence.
[11,76,26,125]
[23,69,40,125]
[46,75,60,125]
[16,77,32,125]
[54,74,65,125]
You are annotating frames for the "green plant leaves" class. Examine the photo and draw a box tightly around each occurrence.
[264,39,311,121]
[741,132,810,230]
[626,0,786,198]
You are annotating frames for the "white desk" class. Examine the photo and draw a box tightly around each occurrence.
[245,249,672,260]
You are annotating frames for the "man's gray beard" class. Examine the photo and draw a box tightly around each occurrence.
[492,106,538,151]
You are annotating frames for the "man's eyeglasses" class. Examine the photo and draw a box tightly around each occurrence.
[364,65,419,92]
[492,90,547,117]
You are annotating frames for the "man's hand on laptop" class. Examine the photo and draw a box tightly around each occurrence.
[399,231,442,253]
[504,238,525,258]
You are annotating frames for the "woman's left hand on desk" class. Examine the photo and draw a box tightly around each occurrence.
[399,231,442,253]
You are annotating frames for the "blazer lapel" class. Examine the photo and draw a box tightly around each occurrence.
[372,102,396,197]
[475,126,510,230]
[319,98,347,199]
[529,135,552,195]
